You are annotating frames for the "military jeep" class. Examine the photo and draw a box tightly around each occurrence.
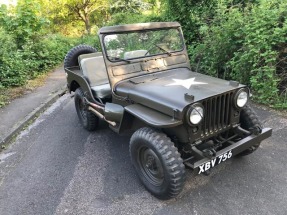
[64,22,272,200]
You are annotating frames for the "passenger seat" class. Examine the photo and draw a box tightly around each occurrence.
[79,55,111,99]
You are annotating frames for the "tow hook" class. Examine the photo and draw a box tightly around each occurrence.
[203,169,211,176]
[251,126,262,135]
[202,148,216,159]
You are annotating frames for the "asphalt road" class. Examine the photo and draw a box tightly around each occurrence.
[0,95,286,215]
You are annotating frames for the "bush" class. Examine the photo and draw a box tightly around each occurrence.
[0,28,26,87]
[188,0,287,107]
[0,31,79,87]
[108,13,148,26]
[0,1,84,88]
[77,34,101,51]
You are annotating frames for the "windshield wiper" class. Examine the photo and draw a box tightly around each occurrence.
[155,44,172,56]
[108,56,131,63]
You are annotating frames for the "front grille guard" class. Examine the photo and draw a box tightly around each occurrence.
[201,92,234,137]
[184,127,272,171]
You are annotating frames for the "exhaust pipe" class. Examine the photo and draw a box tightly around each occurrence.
[88,106,116,126]
[84,98,124,127]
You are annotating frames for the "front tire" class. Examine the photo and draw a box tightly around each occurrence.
[237,105,263,156]
[74,88,98,131]
[130,127,186,200]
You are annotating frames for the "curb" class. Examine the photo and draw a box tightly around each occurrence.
[0,87,67,148]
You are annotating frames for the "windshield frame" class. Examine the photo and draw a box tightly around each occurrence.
[102,27,185,63]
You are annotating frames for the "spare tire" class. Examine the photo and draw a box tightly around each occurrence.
[64,45,97,69]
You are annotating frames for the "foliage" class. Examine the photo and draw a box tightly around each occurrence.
[110,0,150,14]
[0,0,103,89]
[77,34,101,50]
[163,0,217,45]
[107,0,164,26]
[188,0,287,107]
[0,32,79,87]
[0,0,48,47]
[0,0,286,109]
[0,28,26,87]
[39,0,109,35]
[107,13,149,26]
[64,0,108,34]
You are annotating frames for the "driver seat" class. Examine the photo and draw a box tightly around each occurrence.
[80,56,111,99]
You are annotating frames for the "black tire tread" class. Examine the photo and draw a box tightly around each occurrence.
[238,105,263,156]
[74,88,98,131]
[240,105,262,130]
[130,127,186,200]
[64,45,97,69]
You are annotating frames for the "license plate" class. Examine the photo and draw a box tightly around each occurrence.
[198,150,232,174]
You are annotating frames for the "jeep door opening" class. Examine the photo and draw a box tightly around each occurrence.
[64,22,272,200]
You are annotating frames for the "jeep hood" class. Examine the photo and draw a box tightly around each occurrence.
[115,68,244,118]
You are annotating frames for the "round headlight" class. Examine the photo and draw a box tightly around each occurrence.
[189,106,204,125]
[236,90,248,108]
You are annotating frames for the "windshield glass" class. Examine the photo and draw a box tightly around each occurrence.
[103,28,183,61]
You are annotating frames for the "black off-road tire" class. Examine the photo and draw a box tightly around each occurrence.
[237,105,263,156]
[130,127,186,200]
[64,45,97,68]
[74,88,98,131]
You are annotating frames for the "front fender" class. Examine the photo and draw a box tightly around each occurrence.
[124,104,182,128]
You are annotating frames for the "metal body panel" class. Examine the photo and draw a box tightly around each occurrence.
[191,128,272,169]
[104,103,124,122]
[125,104,182,128]
[99,22,181,34]
[115,68,244,118]
[66,67,96,102]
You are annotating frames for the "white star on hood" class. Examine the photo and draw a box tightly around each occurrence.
[165,78,207,89]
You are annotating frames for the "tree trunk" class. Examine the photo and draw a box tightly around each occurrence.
[84,18,91,35]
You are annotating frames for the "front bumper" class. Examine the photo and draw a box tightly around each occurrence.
[190,127,272,169]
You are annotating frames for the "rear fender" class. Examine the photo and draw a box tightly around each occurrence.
[66,68,96,103]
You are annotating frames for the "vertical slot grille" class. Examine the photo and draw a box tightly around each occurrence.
[202,92,233,135]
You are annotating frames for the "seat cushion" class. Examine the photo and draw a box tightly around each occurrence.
[91,84,111,99]
[124,50,148,59]
[80,56,111,99]
[78,52,102,64]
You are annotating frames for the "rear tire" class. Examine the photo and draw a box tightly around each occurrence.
[64,45,97,68]
[130,127,186,200]
[237,105,263,156]
[74,88,98,131]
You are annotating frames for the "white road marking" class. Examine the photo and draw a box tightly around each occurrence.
[0,152,16,164]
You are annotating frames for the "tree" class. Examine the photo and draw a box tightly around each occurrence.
[65,0,108,34]
[110,0,150,14]
[39,0,109,35]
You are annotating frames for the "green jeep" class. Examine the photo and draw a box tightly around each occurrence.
[64,22,272,200]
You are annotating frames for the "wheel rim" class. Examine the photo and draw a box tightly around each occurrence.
[138,146,164,186]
